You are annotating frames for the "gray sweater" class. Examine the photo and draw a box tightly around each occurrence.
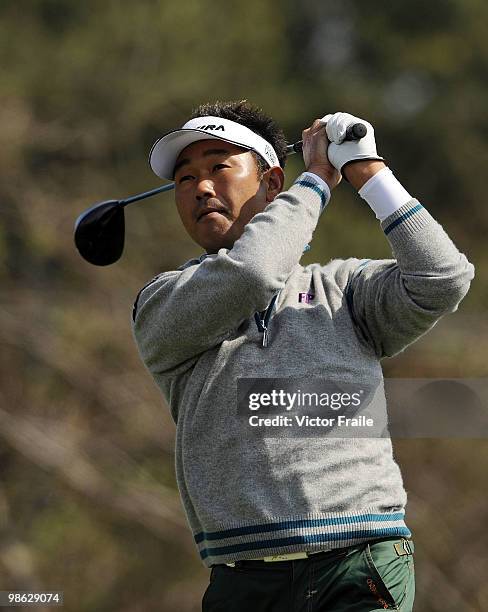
[131,172,474,567]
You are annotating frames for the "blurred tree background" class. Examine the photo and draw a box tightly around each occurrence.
[0,0,486,610]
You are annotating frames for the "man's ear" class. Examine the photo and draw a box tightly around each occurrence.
[264,166,285,202]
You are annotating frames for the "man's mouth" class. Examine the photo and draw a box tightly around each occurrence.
[199,211,225,220]
[197,202,229,221]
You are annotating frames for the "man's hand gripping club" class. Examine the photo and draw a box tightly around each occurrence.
[302,112,387,191]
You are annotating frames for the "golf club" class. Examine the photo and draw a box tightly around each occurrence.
[74,122,367,266]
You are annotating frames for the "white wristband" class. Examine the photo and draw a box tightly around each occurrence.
[358,167,412,221]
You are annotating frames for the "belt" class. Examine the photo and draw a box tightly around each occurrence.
[225,549,339,567]
[224,537,414,567]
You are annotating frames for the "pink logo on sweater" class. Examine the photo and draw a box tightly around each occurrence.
[298,292,314,304]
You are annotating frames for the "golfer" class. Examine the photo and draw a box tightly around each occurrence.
[131,100,474,611]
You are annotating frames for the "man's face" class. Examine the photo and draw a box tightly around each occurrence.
[173,139,275,254]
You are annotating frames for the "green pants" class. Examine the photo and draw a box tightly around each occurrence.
[202,536,415,611]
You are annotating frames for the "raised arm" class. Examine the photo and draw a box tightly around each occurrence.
[345,195,474,358]
[324,113,475,359]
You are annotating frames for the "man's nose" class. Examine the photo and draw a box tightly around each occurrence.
[195,178,216,200]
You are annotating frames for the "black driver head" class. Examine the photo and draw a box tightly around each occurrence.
[74,200,125,266]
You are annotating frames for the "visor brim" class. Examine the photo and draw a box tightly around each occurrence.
[149,129,254,180]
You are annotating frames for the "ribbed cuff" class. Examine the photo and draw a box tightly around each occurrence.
[301,171,331,194]
[293,173,331,214]
[380,200,433,246]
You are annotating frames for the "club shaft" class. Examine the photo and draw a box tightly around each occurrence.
[121,182,176,205]
[119,142,300,202]
[118,124,366,205]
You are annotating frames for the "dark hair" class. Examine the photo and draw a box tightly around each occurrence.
[188,99,287,178]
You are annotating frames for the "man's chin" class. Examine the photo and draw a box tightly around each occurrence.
[195,227,236,254]
[197,236,235,254]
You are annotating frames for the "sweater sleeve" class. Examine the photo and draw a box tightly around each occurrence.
[345,199,475,359]
[132,173,329,376]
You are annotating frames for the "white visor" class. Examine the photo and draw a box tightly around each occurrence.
[149,116,280,180]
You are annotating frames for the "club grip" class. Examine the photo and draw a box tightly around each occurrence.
[289,122,367,154]
[345,122,367,140]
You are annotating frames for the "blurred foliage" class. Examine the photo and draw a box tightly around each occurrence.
[0,1,486,610]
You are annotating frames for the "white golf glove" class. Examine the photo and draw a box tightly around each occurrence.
[321,112,385,175]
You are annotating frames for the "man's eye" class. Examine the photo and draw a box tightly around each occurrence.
[213,164,229,171]
[178,175,194,183]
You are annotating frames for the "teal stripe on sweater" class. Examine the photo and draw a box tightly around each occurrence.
[384,204,423,235]
[194,511,405,544]
[198,526,412,560]
[296,180,328,213]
